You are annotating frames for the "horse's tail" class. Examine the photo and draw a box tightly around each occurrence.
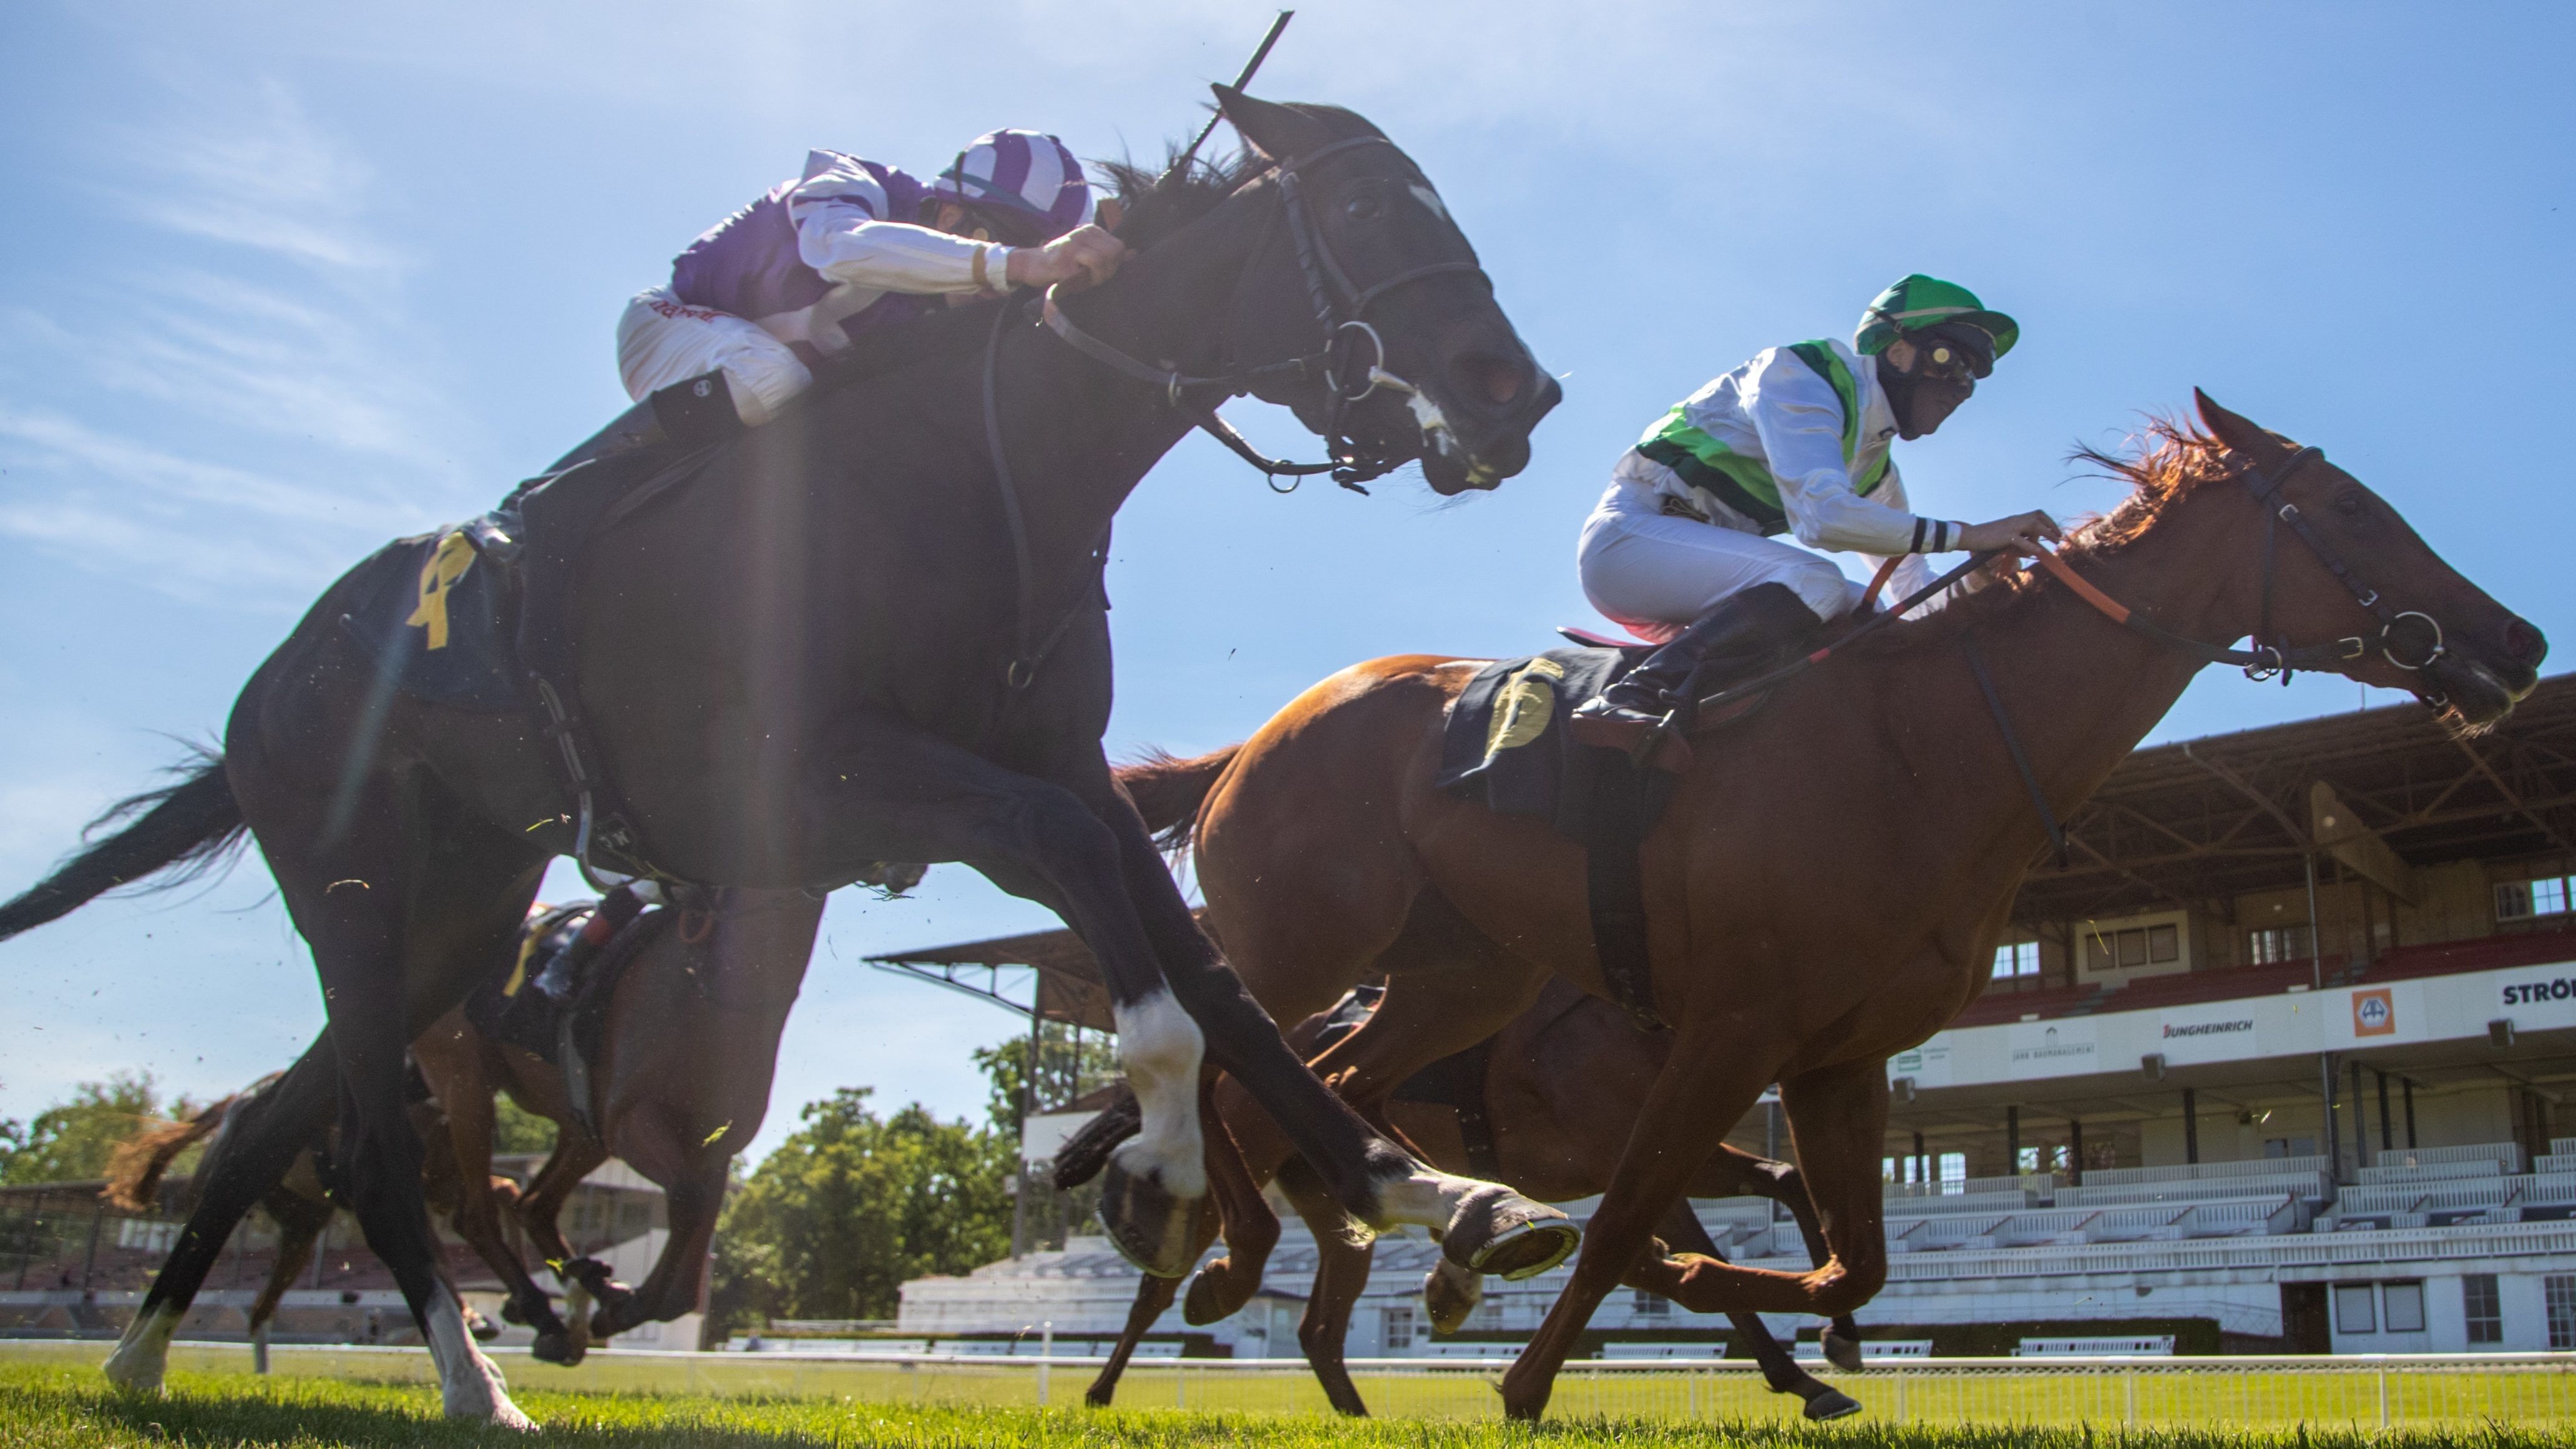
[0,752,246,942]
[102,1092,240,1213]
[1051,1086,1142,1191]
[1115,746,1242,853]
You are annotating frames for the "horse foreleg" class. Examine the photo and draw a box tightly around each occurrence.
[1645,1199,1858,1421]
[1696,1145,1865,1371]
[1183,1078,1280,1327]
[513,1124,611,1299]
[590,1166,723,1340]
[414,1018,573,1362]
[1501,1027,1788,1421]
[1083,1243,1202,1406]
[1279,1159,1374,1417]
[1772,1059,1890,1323]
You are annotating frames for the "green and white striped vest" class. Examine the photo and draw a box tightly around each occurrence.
[1634,341,1888,536]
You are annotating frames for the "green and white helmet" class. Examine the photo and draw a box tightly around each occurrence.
[1854,275,2019,362]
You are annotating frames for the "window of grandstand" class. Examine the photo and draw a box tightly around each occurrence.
[2017,1145,2069,1174]
[2496,873,2572,922]
[1383,1304,1415,1350]
[2248,924,2314,965]
[2077,912,2188,981]
[2465,1274,2504,1344]
[1632,1289,1668,1316]
[1991,941,2041,980]
[2549,1276,2576,1352]
[1941,1153,1967,1185]
[2381,1281,2426,1334]
[2334,1283,2377,1334]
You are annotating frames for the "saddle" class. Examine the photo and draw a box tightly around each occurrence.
[466,898,673,1136]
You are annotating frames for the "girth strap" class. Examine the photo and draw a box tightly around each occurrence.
[1961,634,2070,869]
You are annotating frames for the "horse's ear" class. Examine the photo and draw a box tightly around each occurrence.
[2194,389,2289,458]
[1214,85,1334,163]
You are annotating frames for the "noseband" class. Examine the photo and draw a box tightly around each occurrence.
[1037,134,1493,492]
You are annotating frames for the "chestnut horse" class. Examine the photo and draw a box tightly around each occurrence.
[1076,978,1863,1418]
[98,887,820,1385]
[1113,395,2545,1418]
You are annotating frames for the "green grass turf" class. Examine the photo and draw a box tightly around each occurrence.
[4,1360,2572,1449]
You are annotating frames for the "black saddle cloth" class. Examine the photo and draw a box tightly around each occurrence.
[336,526,524,712]
[464,902,670,1071]
[1435,646,1674,839]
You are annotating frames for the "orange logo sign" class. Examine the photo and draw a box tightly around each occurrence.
[2353,988,2395,1038]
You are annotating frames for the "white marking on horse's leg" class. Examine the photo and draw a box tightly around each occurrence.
[102,1301,179,1393]
[1425,1256,1481,1312]
[425,1283,535,1430]
[1107,989,1207,1198]
[1368,1162,1484,1231]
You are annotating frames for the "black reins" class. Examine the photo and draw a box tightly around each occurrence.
[978,134,1491,691]
[1037,133,1491,492]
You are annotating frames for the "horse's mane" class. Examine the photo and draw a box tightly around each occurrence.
[1865,418,2236,653]
[1096,144,1274,251]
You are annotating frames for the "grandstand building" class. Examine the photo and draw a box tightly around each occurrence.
[884,675,2576,1358]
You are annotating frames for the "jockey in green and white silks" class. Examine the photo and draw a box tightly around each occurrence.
[1574,275,2061,724]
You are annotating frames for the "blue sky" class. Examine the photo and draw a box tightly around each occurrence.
[2,1,2569,1159]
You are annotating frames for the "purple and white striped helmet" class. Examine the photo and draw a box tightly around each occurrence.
[932,130,1092,243]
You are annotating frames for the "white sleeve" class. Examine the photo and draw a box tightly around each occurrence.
[787,151,1007,295]
[1742,348,1929,557]
[1858,463,1943,614]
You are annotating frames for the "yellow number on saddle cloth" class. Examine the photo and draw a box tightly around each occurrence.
[403,530,477,651]
[1482,656,1567,764]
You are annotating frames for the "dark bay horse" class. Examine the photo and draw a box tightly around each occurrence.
[1076,979,1864,1419]
[1105,395,2545,1418]
[0,92,1564,1423]
[99,889,820,1386]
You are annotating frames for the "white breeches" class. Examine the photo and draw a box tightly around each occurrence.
[1576,480,1861,642]
[616,288,812,427]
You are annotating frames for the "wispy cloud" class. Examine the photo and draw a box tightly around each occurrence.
[0,77,467,605]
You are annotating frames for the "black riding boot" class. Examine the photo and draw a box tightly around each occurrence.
[1577,582,1824,724]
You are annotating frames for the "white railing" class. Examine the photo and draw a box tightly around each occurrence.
[24,1339,2576,1428]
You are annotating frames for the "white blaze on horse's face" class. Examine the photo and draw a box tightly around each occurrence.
[103,1300,181,1392]
[1110,988,1209,1199]
[426,1283,535,1428]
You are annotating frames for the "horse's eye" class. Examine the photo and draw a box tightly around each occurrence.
[1345,193,1383,222]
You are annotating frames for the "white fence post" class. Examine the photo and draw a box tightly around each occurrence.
[1037,1321,1051,1407]
[2125,1368,2137,1425]
[2378,1367,2389,1428]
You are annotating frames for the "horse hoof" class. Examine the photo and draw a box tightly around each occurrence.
[1803,1388,1863,1421]
[1422,1264,1480,1335]
[1442,1184,1578,1281]
[1098,1159,1208,1279]
[532,1329,585,1367]
[1821,1328,1863,1373]
[1182,1263,1249,1325]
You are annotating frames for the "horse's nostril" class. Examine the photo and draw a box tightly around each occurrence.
[1454,352,1523,406]
[2504,618,2549,668]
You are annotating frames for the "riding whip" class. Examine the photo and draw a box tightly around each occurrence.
[1159,10,1294,190]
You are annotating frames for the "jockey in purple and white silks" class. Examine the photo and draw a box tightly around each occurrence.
[1573,275,2063,726]
[617,129,1126,435]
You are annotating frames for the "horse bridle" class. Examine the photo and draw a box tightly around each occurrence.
[1037,134,1494,492]
[2029,445,2450,686]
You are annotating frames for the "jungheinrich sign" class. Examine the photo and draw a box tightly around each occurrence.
[1892,953,2576,1091]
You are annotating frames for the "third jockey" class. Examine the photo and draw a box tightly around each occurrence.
[615,129,1127,447]
[1574,274,2061,725]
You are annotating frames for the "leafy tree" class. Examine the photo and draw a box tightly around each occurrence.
[491,1095,559,1156]
[0,1072,197,1186]
[709,1088,1010,1330]
[971,1023,1121,1137]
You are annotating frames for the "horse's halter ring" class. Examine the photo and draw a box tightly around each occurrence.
[1038,134,1493,491]
[2237,446,2449,686]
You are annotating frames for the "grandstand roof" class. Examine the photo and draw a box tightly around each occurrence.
[2012,673,2576,925]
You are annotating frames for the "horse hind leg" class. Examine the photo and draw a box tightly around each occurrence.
[1280,1159,1375,1417]
[1083,1219,1212,1407]
[105,1037,335,1393]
